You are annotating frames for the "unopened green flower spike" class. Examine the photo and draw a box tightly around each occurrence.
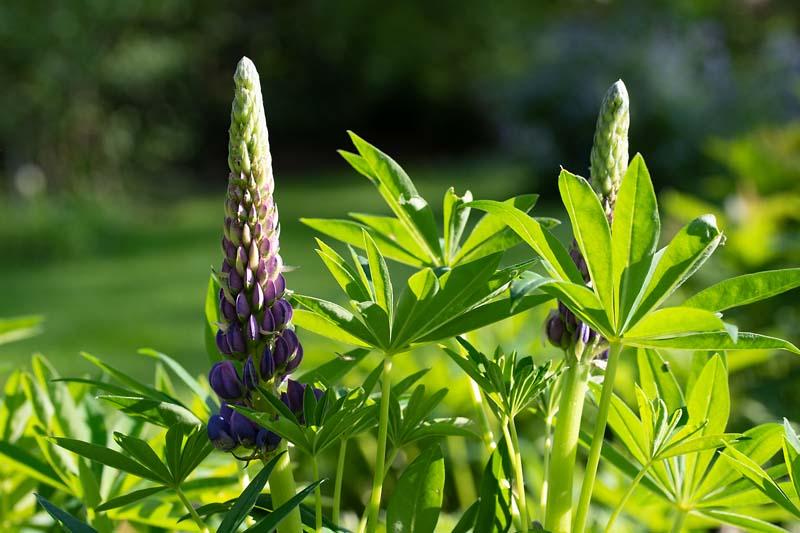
[589,79,629,218]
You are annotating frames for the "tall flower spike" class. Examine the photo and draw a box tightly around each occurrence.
[215,57,303,382]
[589,80,629,220]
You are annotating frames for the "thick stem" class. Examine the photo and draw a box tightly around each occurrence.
[544,361,590,533]
[574,342,623,533]
[312,457,322,532]
[176,487,209,533]
[365,356,393,533]
[332,439,347,526]
[604,462,650,532]
[507,417,530,532]
[670,509,688,533]
[269,440,303,533]
[501,424,524,531]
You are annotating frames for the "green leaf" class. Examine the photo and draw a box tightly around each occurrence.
[80,352,179,405]
[314,239,373,302]
[699,510,790,532]
[35,493,98,533]
[350,213,430,262]
[138,348,216,414]
[99,395,202,429]
[218,452,286,533]
[627,215,723,328]
[302,217,425,267]
[113,432,172,484]
[0,315,43,346]
[386,445,445,533]
[684,268,800,312]
[52,437,164,483]
[297,348,371,386]
[204,274,223,365]
[685,355,729,492]
[416,293,553,344]
[392,268,440,348]
[540,281,613,336]
[656,434,738,459]
[720,444,800,518]
[625,331,800,354]
[443,188,473,264]
[474,439,513,533]
[0,440,71,492]
[347,131,442,263]
[783,418,800,501]
[96,486,168,511]
[363,230,394,322]
[594,383,649,465]
[292,295,377,347]
[455,194,539,264]
[624,307,727,339]
[558,169,614,320]
[244,480,325,533]
[612,154,660,328]
[467,199,583,283]
[636,349,684,415]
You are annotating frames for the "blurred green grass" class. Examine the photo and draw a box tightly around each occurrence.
[0,160,546,381]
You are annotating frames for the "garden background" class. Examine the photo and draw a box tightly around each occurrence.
[2,0,800,520]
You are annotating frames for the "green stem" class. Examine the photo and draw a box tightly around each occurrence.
[507,417,530,532]
[544,361,590,533]
[312,457,322,532]
[670,509,688,533]
[365,356,393,533]
[574,341,623,533]
[540,386,558,514]
[269,440,303,533]
[383,448,399,480]
[332,439,347,526]
[604,461,650,532]
[500,424,523,531]
[176,487,209,533]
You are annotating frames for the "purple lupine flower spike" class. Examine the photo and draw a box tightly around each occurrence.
[242,356,259,391]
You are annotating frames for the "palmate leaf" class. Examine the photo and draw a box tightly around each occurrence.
[244,480,325,533]
[52,437,165,483]
[626,331,800,354]
[624,307,727,340]
[783,419,800,501]
[363,229,393,322]
[292,295,377,347]
[636,349,684,415]
[297,347,371,386]
[345,132,442,264]
[218,452,285,533]
[98,395,201,430]
[386,445,445,533]
[36,493,98,533]
[443,187,473,264]
[0,440,72,492]
[697,510,789,533]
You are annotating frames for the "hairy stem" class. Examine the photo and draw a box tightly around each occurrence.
[332,439,347,526]
[574,341,623,533]
[507,417,530,532]
[269,440,303,533]
[604,461,650,532]
[176,487,209,533]
[365,356,393,533]
[312,457,322,532]
[544,361,590,533]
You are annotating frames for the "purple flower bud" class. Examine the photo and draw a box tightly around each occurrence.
[546,312,566,348]
[251,284,264,311]
[274,329,299,368]
[221,298,236,322]
[242,223,252,246]
[226,323,246,354]
[235,292,250,319]
[216,329,232,355]
[246,314,260,342]
[261,308,276,333]
[284,342,304,375]
[260,346,275,380]
[249,241,260,270]
[257,260,268,283]
[228,270,243,292]
[220,402,233,420]
[575,322,591,346]
[222,237,236,262]
[256,428,281,452]
[271,299,293,328]
[207,415,236,451]
[274,274,286,297]
[283,379,306,414]
[236,246,247,275]
[244,268,255,290]
[229,411,258,447]
[208,361,245,400]
[222,261,232,275]
[243,356,258,391]
[263,280,276,304]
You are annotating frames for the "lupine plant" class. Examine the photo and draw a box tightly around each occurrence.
[3,58,800,533]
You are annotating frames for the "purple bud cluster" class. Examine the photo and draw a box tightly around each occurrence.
[215,171,303,379]
[545,244,603,358]
[207,402,280,454]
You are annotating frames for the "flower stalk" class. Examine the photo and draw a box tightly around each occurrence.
[365,356,393,533]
